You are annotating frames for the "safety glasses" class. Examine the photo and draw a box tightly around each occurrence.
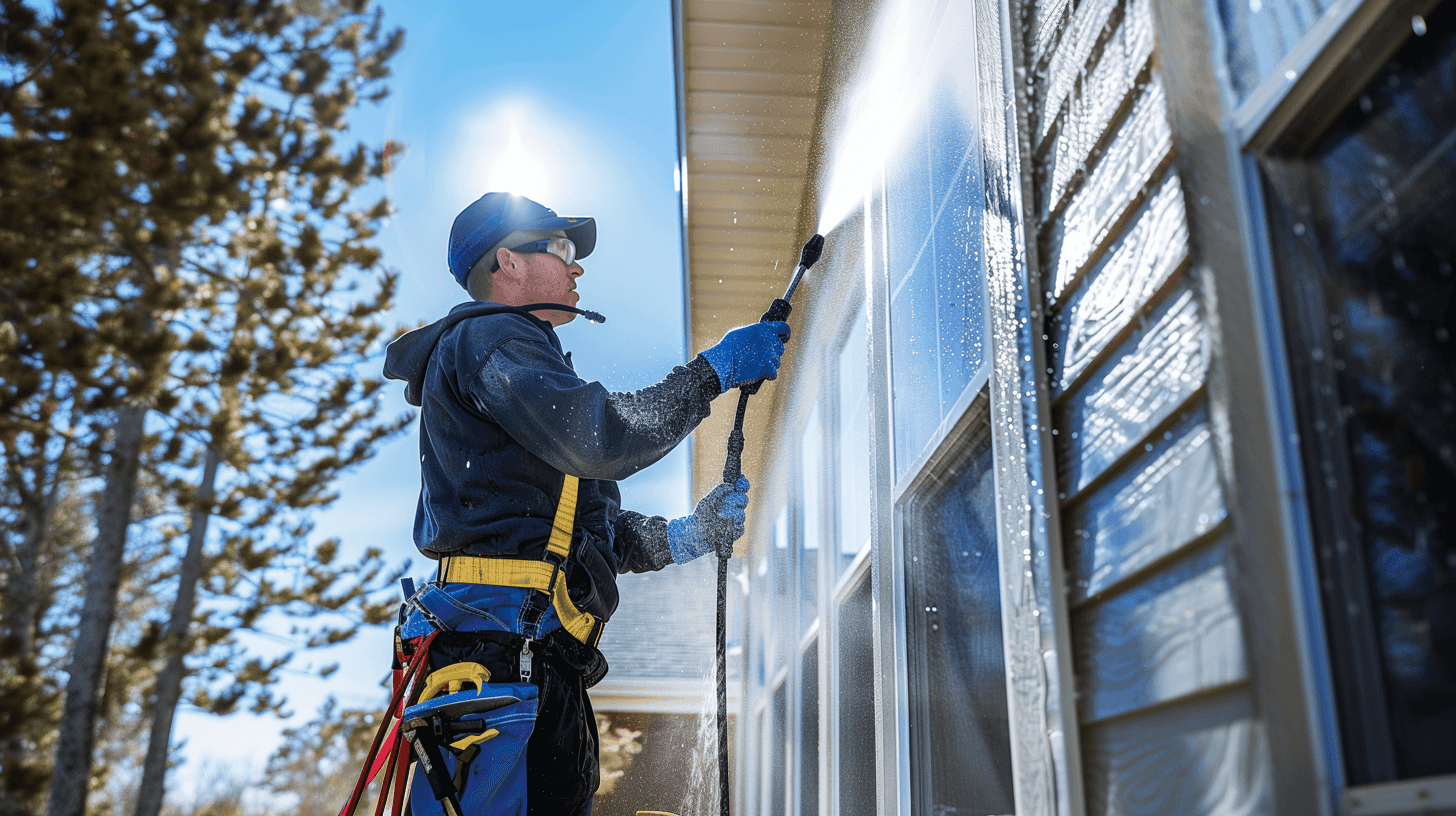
[511,237,577,268]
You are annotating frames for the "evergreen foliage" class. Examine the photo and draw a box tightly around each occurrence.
[0,1,409,813]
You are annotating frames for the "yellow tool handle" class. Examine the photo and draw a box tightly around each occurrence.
[417,662,491,703]
[449,729,500,751]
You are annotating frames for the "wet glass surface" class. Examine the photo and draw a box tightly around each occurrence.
[745,709,764,816]
[837,575,876,816]
[771,506,791,678]
[798,638,820,816]
[902,429,1014,814]
[837,310,871,577]
[1217,0,1334,103]
[885,40,987,482]
[1260,0,1456,783]
[769,682,787,816]
[801,404,822,635]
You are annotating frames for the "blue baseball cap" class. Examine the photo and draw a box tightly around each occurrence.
[447,192,597,288]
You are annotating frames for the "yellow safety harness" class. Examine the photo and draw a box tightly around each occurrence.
[438,473,605,647]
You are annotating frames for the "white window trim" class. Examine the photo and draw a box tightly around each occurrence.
[1234,0,1440,149]
[1346,774,1456,816]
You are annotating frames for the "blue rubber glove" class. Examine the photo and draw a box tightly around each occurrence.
[667,477,751,563]
[700,322,791,394]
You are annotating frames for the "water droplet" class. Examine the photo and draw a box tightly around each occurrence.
[1293,222,1306,236]
[1413,15,1428,35]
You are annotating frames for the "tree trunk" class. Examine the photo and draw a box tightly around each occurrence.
[131,444,221,816]
[47,404,147,816]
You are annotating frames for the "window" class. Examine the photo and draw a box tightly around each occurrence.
[836,571,876,816]
[837,309,871,579]
[801,404,823,634]
[1217,0,1337,103]
[884,22,988,481]
[900,419,1014,814]
[1258,0,1456,788]
[798,639,821,816]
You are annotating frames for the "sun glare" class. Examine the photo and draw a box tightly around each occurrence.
[453,103,561,205]
[489,117,552,201]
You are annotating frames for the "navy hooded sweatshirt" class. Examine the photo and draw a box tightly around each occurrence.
[382,301,721,624]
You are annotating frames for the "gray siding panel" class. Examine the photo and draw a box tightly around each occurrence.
[1050,172,1189,394]
[1038,0,1121,146]
[1054,285,1208,497]
[1065,406,1227,604]
[1082,688,1273,816]
[1042,0,1157,216]
[1072,538,1247,723]
[1042,77,1175,300]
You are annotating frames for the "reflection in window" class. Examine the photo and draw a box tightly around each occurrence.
[838,575,876,816]
[771,506,791,677]
[799,639,820,816]
[887,79,987,480]
[744,709,764,816]
[1260,0,1456,784]
[769,682,788,816]
[838,309,871,578]
[801,404,822,634]
[1217,0,1335,103]
[902,427,1013,814]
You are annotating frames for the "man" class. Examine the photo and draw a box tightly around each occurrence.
[382,192,790,815]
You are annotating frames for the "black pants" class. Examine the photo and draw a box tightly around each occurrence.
[428,629,600,816]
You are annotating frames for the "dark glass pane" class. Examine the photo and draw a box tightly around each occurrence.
[799,640,821,816]
[1260,0,1456,784]
[769,682,788,816]
[903,429,1014,814]
[838,575,876,816]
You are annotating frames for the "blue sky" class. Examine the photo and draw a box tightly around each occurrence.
[172,0,690,801]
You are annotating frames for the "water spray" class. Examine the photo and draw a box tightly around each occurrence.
[715,233,825,816]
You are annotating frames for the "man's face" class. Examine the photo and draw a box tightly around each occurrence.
[503,249,584,326]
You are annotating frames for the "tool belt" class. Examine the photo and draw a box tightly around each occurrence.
[338,473,605,816]
[436,472,606,649]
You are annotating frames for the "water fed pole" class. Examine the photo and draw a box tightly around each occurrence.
[716,233,825,816]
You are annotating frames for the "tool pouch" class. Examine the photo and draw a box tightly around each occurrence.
[403,668,539,816]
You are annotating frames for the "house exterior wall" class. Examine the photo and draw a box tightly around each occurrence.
[691,0,1456,813]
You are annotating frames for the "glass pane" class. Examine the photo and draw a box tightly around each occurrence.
[903,429,1013,814]
[1217,0,1334,103]
[772,506,791,677]
[837,575,876,816]
[1259,0,1456,784]
[757,565,768,690]
[799,639,821,816]
[885,25,986,482]
[801,404,822,635]
[745,709,764,816]
[838,310,872,577]
[769,682,788,816]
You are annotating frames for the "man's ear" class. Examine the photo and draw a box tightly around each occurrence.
[495,246,519,277]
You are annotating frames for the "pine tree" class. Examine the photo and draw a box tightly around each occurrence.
[1,0,405,813]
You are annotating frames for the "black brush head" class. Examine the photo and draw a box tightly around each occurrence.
[798,234,825,269]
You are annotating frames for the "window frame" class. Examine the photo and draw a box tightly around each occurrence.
[1228,0,1456,810]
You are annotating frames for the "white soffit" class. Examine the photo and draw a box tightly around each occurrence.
[676,0,833,497]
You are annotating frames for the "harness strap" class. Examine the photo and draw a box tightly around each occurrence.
[440,473,606,648]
